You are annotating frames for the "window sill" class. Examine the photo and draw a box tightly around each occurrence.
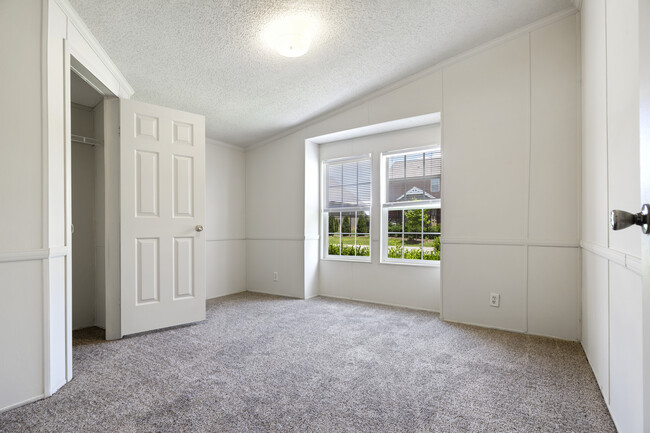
[321,257,372,264]
[380,259,440,268]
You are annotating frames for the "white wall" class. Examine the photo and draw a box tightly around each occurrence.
[205,139,246,298]
[318,125,441,311]
[580,0,644,431]
[1,0,133,411]
[0,0,47,412]
[442,14,580,340]
[246,11,580,344]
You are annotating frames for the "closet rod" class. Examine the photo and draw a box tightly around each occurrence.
[71,134,102,146]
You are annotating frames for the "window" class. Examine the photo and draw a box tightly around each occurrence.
[323,156,372,260]
[382,149,441,263]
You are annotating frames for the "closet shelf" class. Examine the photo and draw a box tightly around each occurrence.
[71,134,102,146]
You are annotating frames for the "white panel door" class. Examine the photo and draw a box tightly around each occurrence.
[120,99,205,336]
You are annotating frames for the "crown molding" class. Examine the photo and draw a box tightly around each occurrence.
[53,0,135,98]
[206,137,244,151]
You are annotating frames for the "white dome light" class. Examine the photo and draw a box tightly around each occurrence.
[264,15,316,58]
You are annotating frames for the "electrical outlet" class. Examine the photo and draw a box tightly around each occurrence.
[273,272,279,282]
[490,293,500,307]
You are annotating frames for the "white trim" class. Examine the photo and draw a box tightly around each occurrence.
[0,394,46,414]
[49,246,69,258]
[380,259,440,268]
[626,255,642,275]
[322,153,371,164]
[246,289,302,299]
[382,144,441,157]
[580,241,642,275]
[383,200,441,210]
[0,247,71,263]
[318,294,440,314]
[206,237,246,242]
[310,114,440,145]
[245,8,578,151]
[206,137,244,151]
[0,249,49,263]
[246,235,308,241]
[53,0,134,98]
[321,257,372,264]
[442,238,580,248]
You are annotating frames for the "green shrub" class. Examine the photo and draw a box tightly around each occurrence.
[387,246,440,261]
[328,214,339,233]
[341,215,351,234]
[356,213,369,234]
[329,244,370,257]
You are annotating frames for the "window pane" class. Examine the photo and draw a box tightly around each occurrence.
[341,212,355,234]
[341,234,355,256]
[427,177,441,199]
[358,159,372,183]
[404,231,423,260]
[327,185,342,208]
[342,161,357,185]
[424,151,441,177]
[387,233,403,259]
[405,152,424,178]
[424,234,440,261]
[328,233,341,256]
[424,208,441,233]
[403,180,426,201]
[388,155,405,179]
[327,163,342,187]
[356,211,370,234]
[358,182,371,206]
[342,185,357,207]
[328,212,341,234]
[404,209,423,233]
[356,234,370,256]
[388,179,406,202]
[387,210,403,232]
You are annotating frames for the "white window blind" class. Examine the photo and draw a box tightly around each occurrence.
[325,157,372,211]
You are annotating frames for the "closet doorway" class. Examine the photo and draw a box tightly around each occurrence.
[69,67,110,340]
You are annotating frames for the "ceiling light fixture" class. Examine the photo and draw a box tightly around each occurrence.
[264,15,316,58]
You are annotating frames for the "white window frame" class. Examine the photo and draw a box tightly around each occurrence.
[321,154,372,262]
[380,146,441,266]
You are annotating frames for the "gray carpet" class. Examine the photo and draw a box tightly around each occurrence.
[0,292,616,432]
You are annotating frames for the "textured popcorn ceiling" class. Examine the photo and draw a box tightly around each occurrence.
[69,0,573,147]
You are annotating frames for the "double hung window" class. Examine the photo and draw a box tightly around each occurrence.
[323,156,372,260]
[382,148,441,263]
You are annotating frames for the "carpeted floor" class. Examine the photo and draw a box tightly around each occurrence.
[0,292,616,432]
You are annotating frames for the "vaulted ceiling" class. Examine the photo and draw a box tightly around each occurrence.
[69,0,574,147]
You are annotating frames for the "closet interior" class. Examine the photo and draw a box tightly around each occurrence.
[70,70,106,332]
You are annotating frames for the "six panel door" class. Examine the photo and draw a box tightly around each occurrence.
[120,99,206,336]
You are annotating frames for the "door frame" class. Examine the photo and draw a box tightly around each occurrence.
[44,0,133,397]
[639,0,650,430]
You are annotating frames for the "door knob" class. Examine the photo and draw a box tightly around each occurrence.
[610,204,649,234]
[195,225,204,232]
